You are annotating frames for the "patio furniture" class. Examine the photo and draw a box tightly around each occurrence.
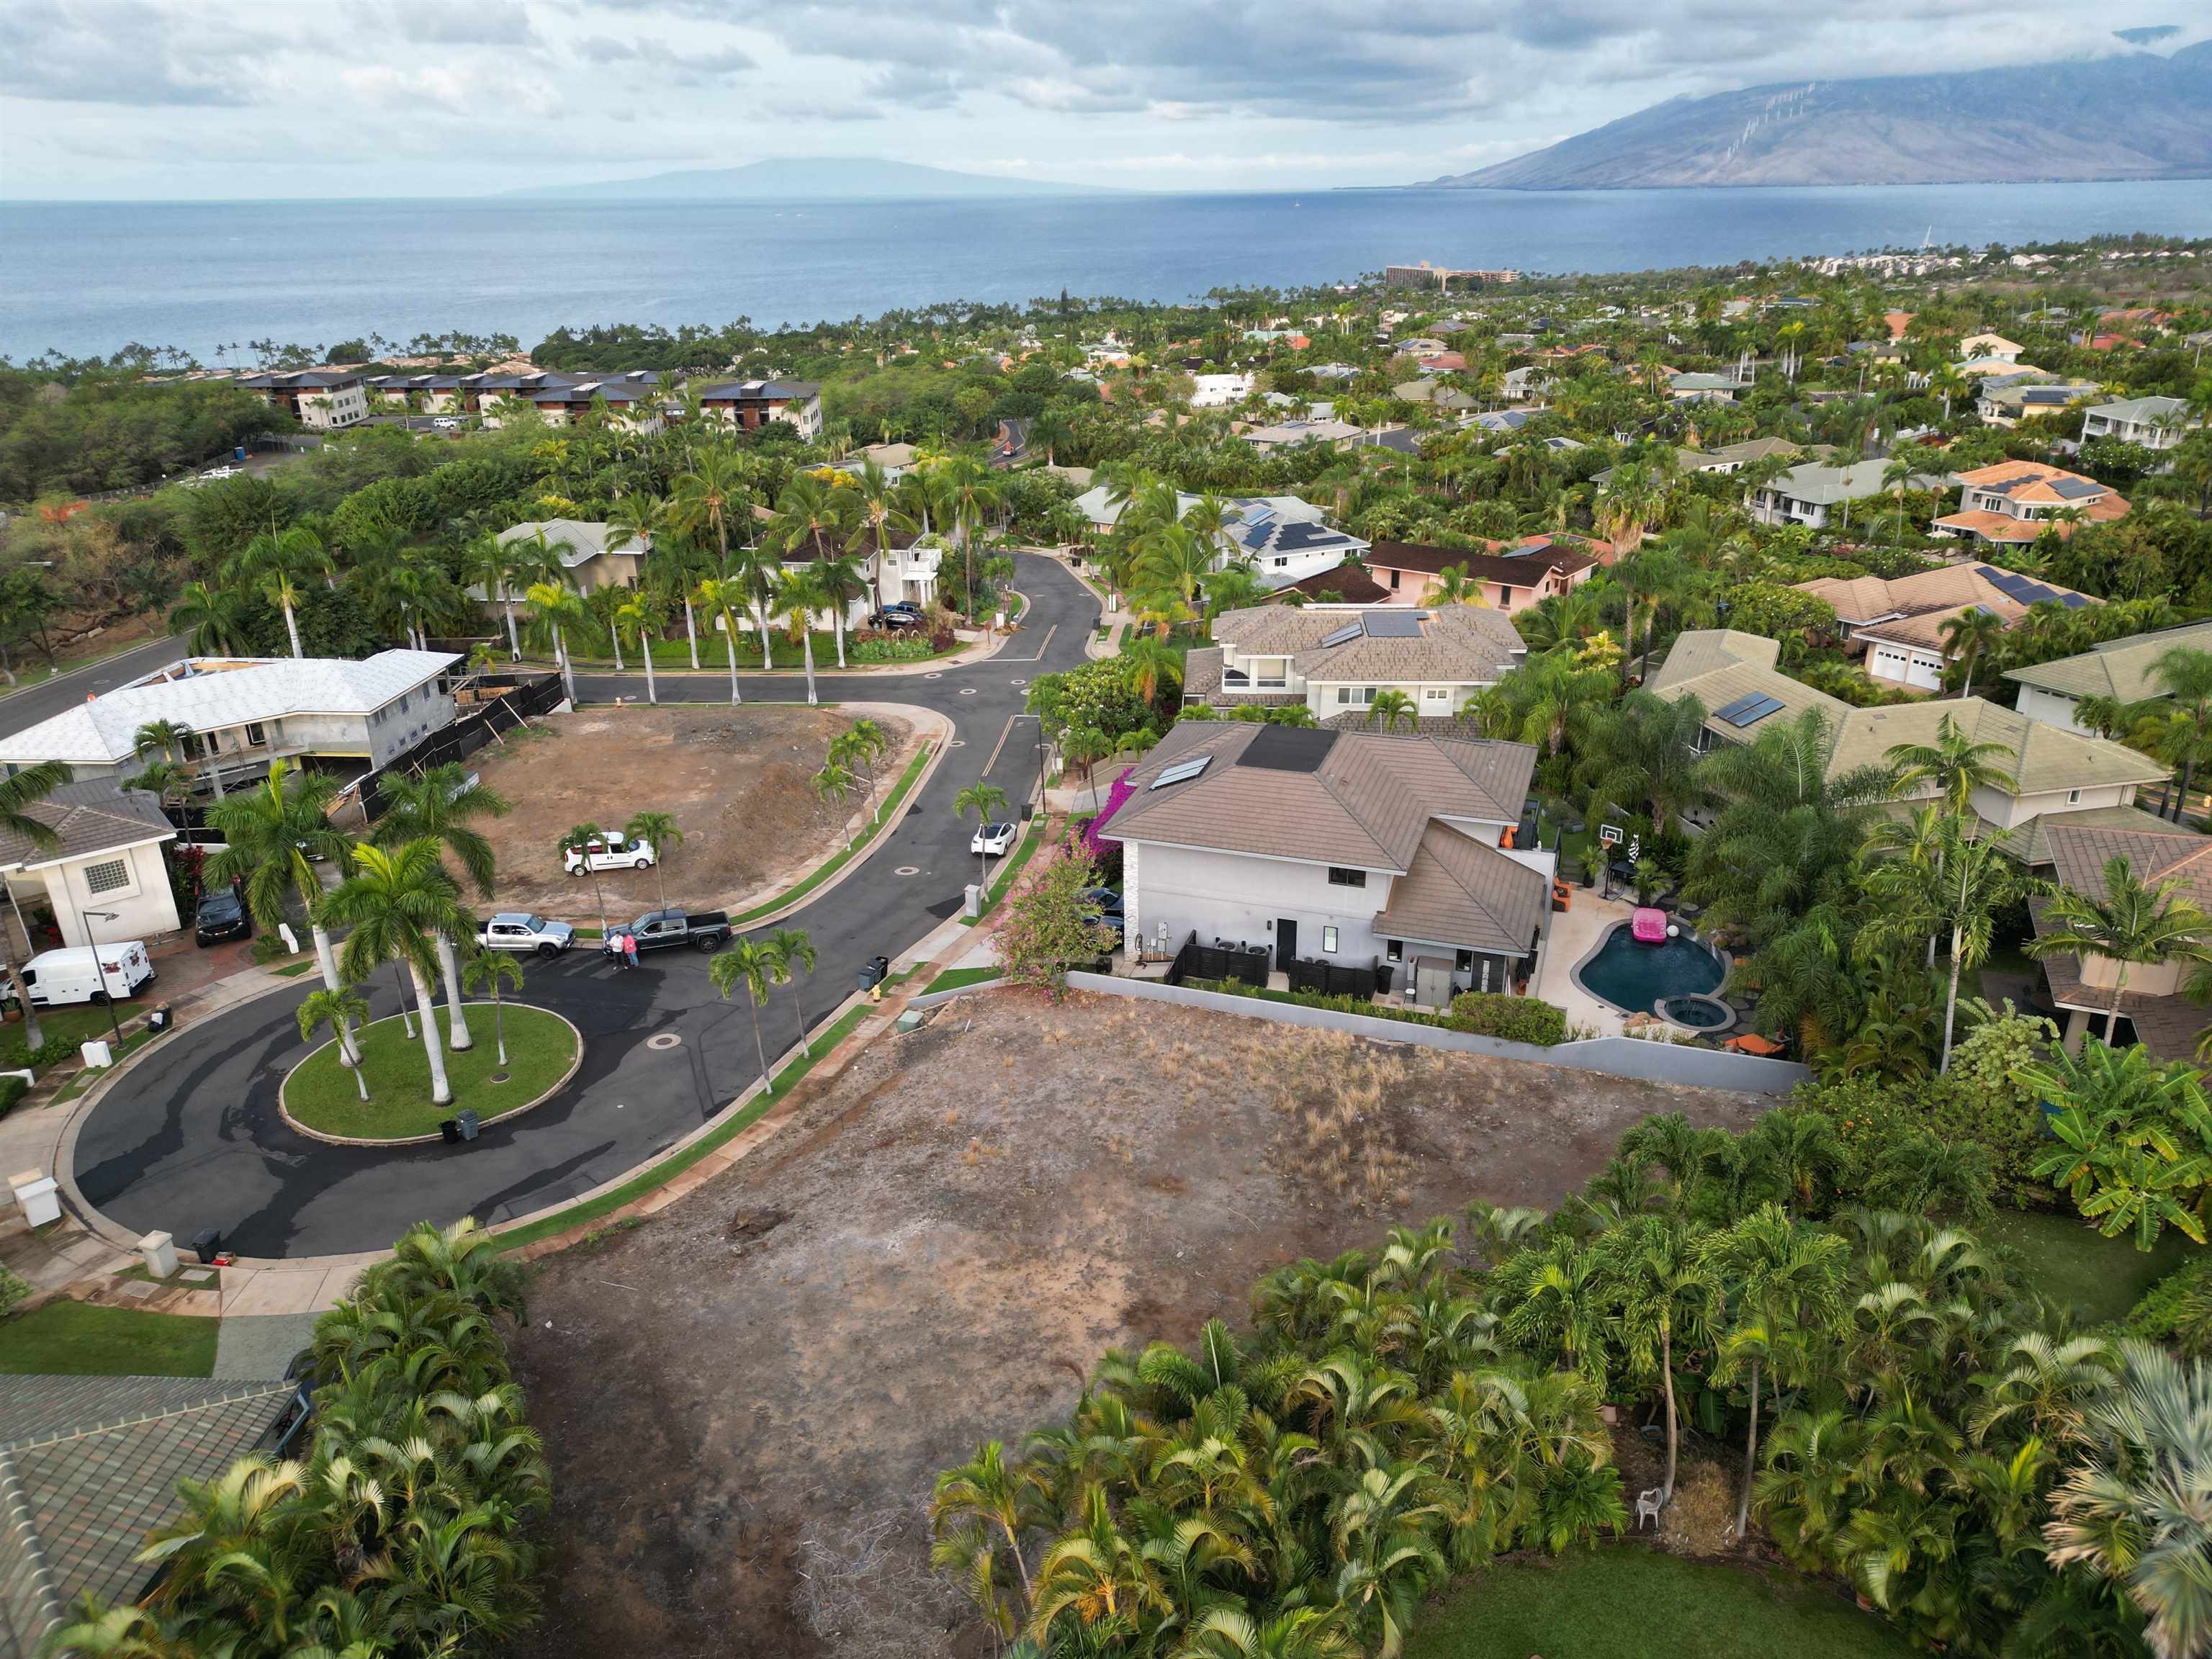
[1723,1033,1786,1058]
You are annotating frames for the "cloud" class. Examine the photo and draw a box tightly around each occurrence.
[0,1,272,106]
[377,0,539,46]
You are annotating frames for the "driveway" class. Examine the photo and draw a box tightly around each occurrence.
[67,554,1097,1258]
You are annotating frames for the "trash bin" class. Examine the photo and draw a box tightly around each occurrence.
[188,1226,222,1263]
[455,1110,480,1142]
[439,1118,460,1144]
[147,1005,173,1033]
[233,446,248,461]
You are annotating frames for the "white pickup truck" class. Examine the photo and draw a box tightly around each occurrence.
[563,830,657,876]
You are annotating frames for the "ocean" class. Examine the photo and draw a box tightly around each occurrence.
[4,180,2211,364]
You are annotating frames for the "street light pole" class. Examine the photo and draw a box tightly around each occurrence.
[81,908,125,1047]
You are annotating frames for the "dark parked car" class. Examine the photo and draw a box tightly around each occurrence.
[1081,887,1125,927]
[868,609,924,629]
[194,887,251,946]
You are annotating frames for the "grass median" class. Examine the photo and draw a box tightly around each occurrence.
[283,1004,578,1141]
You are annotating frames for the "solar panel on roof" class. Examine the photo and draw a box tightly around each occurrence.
[1242,523,1274,551]
[1712,693,1761,724]
[1360,611,1426,638]
[1319,623,1364,647]
[2051,477,2101,499]
[1718,694,1784,728]
[1150,755,1213,790]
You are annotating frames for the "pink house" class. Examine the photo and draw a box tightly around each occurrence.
[1364,538,1601,616]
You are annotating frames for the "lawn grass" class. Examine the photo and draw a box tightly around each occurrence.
[1982,1205,2204,1326]
[729,740,935,925]
[1405,1548,1914,1659]
[283,1005,578,1140]
[271,960,319,979]
[491,980,908,1253]
[0,1302,218,1377]
[922,966,1002,996]
[53,1025,165,1103]
[0,1003,130,1068]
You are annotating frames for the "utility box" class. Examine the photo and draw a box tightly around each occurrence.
[10,1171,59,1228]
[80,1039,113,1069]
[964,883,982,919]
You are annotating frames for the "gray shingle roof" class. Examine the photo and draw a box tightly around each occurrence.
[1212,603,1522,686]
[0,1375,294,1650]
[1373,822,1548,956]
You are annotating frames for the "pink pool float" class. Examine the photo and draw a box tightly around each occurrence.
[1630,907,1669,945]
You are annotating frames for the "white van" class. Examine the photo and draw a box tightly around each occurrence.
[20,941,156,1007]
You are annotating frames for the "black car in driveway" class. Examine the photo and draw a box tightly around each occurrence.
[193,888,251,946]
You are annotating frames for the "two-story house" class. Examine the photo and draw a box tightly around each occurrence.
[2005,619,2212,737]
[2033,820,2212,1056]
[1976,379,2099,427]
[1102,721,1553,1004]
[1932,461,2129,546]
[0,652,457,799]
[1364,539,1600,615]
[1074,489,1367,589]
[1184,603,1523,726]
[2080,395,2201,451]
[696,379,824,439]
[1792,564,2099,693]
[234,370,369,430]
[1746,459,1948,530]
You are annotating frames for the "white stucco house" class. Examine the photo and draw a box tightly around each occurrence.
[1098,721,1552,1004]
[2080,395,2201,451]
[1072,488,1365,589]
[0,652,458,799]
[1183,603,1524,724]
[0,778,181,950]
[2005,620,2212,737]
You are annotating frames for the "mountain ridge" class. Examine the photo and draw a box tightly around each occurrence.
[499,156,1125,202]
[1422,45,2212,190]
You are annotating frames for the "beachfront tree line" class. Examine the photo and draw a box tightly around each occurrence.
[932,1105,2211,1659]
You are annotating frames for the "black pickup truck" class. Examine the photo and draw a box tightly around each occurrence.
[610,908,732,956]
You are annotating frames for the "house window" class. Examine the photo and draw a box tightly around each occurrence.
[2067,788,2082,804]
[1327,867,1367,889]
[1385,939,1403,963]
[1322,925,1339,953]
[1388,570,1401,589]
[1422,687,1449,704]
[1498,585,1514,606]
[84,858,129,896]
[1455,949,1475,974]
[244,722,266,747]
[1336,687,1352,704]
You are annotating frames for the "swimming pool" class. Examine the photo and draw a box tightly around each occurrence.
[1575,922,1726,1019]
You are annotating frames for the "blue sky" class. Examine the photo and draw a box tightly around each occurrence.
[0,0,2201,199]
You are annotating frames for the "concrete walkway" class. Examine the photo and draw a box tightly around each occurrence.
[1532,891,1640,1037]
[213,1312,319,1379]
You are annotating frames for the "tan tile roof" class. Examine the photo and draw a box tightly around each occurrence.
[1929,508,2049,544]
[1111,723,1535,871]
[1990,803,2186,865]
[2005,621,2212,702]
[1646,629,1853,729]
[1373,822,1549,956]
[2044,820,2212,909]
[1210,603,1523,685]
[1825,698,2170,796]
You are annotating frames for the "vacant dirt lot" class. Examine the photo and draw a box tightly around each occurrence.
[510,989,1770,1659]
[470,704,916,920]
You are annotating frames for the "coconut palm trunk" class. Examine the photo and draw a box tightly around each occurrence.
[683,598,700,669]
[725,631,742,704]
[554,625,575,703]
[641,637,657,705]
[1660,1322,1679,1501]
[408,958,453,1105]
[755,609,775,669]
[799,627,817,706]
[312,924,343,999]
[503,599,521,659]
[436,932,473,1050]
[1736,1357,1761,1540]
[282,599,302,660]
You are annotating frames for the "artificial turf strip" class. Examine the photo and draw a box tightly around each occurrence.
[1403,1548,1915,1659]
[0,1302,219,1377]
[493,984,907,1254]
[283,1005,577,1141]
[922,966,1002,996]
[729,740,935,925]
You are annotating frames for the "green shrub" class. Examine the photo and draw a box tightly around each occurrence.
[0,1076,27,1120]
[853,633,937,663]
[0,1265,29,1319]
[1449,991,1567,1046]
[2126,1256,2212,1354]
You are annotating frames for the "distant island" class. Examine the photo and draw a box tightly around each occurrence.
[499,156,1125,202]
[1421,42,2212,189]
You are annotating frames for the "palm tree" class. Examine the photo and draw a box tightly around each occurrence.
[2046,1339,2212,1659]
[228,524,328,658]
[773,565,829,706]
[1601,1215,1707,1504]
[2145,646,2212,822]
[562,821,611,933]
[813,760,855,848]
[319,840,473,1107]
[692,574,749,706]
[672,446,750,572]
[2026,855,2212,1049]
[710,935,783,1098]
[1864,816,2013,1071]
[939,451,1003,621]
[206,760,353,997]
[1881,454,1920,545]
[931,1439,1038,1609]
[1061,725,1113,810]
[812,548,871,669]
[1886,713,2012,817]
[297,987,371,1100]
[1431,564,1485,607]
[0,759,68,1046]
[832,718,890,822]
[624,810,682,912]
[1367,689,1418,733]
[372,763,511,1052]
[957,782,1010,889]
[460,947,526,1071]
[168,580,249,655]
[767,927,815,1057]
[614,589,664,705]
[524,581,586,703]
[1121,634,1184,712]
[461,534,525,660]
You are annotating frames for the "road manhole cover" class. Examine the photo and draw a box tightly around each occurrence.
[948,738,966,747]
[895,865,920,876]
[646,1032,682,1051]
[958,688,976,696]
[1010,679,1027,688]
[925,672,944,680]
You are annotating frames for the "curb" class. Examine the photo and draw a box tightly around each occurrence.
[276,1005,585,1146]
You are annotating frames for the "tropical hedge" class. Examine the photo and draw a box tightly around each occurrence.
[52,1219,549,1658]
[931,1103,2203,1659]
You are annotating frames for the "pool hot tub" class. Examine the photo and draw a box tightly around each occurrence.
[1574,921,1727,1022]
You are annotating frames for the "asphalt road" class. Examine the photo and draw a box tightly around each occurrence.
[68,554,1099,1258]
[0,633,191,742]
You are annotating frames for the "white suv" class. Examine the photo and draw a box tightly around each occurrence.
[564,830,656,875]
